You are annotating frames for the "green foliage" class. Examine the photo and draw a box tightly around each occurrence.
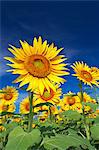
[82,102,98,111]
[0,122,18,138]
[94,116,99,124]
[90,124,99,141]
[5,126,41,150]
[62,110,82,120]
[43,134,94,150]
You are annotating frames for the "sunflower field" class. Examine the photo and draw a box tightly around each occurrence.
[0,37,99,150]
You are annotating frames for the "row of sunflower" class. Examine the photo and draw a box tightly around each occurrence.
[0,37,99,150]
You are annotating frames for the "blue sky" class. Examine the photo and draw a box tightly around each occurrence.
[0,1,99,108]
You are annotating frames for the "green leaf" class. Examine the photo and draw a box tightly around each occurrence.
[90,124,99,140]
[67,128,77,135]
[62,110,82,120]
[0,122,18,138]
[43,134,94,150]
[5,126,41,150]
[94,116,99,124]
[82,102,98,111]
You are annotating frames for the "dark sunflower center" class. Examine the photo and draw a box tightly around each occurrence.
[81,70,92,82]
[24,54,50,78]
[67,97,75,105]
[4,93,13,101]
[33,59,44,69]
[2,105,8,111]
[83,98,86,102]
[43,91,51,98]
[25,103,30,111]
[41,89,54,101]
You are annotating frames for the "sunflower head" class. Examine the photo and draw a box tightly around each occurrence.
[77,92,96,104]
[20,97,30,114]
[34,84,62,105]
[0,102,15,113]
[88,113,97,118]
[0,86,18,105]
[90,67,99,73]
[5,37,69,95]
[63,93,80,106]
[60,92,81,112]
[71,61,99,87]
[84,105,92,114]
[13,117,22,123]
[20,97,39,114]
[50,105,59,115]
[39,112,48,122]
[0,126,6,132]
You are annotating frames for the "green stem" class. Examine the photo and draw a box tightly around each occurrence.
[79,81,90,141]
[84,124,90,140]
[78,131,86,139]
[79,81,83,103]
[49,106,52,122]
[28,92,33,132]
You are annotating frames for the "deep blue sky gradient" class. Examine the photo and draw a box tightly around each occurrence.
[0,1,99,108]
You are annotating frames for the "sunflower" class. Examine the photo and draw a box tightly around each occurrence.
[88,109,99,118]
[0,102,16,113]
[90,67,99,73]
[5,37,69,95]
[0,116,5,124]
[88,113,97,118]
[60,92,81,111]
[77,92,96,104]
[20,97,31,114]
[84,105,92,114]
[50,105,59,115]
[0,126,6,132]
[39,113,48,122]
[34,84,62,105]
[8,104,16,112]
[13,117,22,123]
[0,86,18,105]
[71,61,99,87]
[20,97,39,114]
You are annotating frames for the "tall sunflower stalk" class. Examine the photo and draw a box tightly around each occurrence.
[28,92,33,132]
[72,61,99,140]
[79,81,90,141]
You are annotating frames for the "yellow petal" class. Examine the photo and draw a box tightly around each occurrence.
[45,78,56,92]
[38,79,45,95]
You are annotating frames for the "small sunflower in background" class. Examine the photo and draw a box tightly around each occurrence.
[0,102,16,113]
[5,36,69,95]
[71,61,99,87]
[60,92,81,111]
[0,126,6,132]
[84,105,92,114]
[77,92,96,104]
[8,104,16,113]
[20,97,30,114]
[49,105,59,115]
[20,97,39,114]
[0,86,18,105]
[90,67,99,73]
[34,84,62,105]
[13,117,22,123]
[39,112,48,122]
